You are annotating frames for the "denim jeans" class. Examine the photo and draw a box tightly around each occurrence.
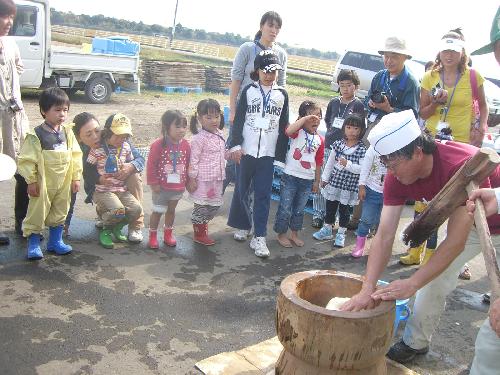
[356,187,383,237]
[273,173,313,233]
[227,155,274,237]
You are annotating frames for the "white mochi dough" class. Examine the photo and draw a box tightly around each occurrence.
[325,297,350,310]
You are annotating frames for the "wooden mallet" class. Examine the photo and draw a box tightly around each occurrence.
[402,148,500,300]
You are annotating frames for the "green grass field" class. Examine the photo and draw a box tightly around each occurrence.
[52,32,334,99]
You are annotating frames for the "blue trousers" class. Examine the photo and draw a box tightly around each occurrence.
[356,187,383,237]
[273,173,313,233]
[227,155,274,237]
[223,123,235,193]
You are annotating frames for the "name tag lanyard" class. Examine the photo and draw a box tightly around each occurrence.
[304,130,314,153]
[381,71,395,101]
[337,97,356,118]
[169,144,179,173]
[439,71,460,122]
[103,142,123,173]
[259,83,272,118]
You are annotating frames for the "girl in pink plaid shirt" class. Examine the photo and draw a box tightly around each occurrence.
[187,99,227,246]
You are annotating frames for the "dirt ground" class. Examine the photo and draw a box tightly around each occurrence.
[21,88,329,148]
[0,90,493,375]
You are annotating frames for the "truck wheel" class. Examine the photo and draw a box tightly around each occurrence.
[85,77,113,104]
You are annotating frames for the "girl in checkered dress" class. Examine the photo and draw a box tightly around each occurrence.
[313,114,366,248]
[188,99,227,246]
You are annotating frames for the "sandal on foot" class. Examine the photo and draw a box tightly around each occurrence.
[277,236,293,248]
[289,237,304,247]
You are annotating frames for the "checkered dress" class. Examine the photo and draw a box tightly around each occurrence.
[321,139,366,205]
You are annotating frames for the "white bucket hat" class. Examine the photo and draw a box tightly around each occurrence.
[368,110,421,156]
[0,154,17,181]
[378,37,412,59]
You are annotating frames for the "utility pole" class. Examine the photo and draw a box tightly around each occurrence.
[170,0,179,48]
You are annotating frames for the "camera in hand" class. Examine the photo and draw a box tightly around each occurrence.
[8,97,22,112]
[431,83,446,99]
[431,87,443,98]
[370,90,386,104]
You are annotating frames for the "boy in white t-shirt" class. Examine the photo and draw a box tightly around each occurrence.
[273,101,325,247]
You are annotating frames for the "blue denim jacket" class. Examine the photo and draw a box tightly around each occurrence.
[365,66,420,120]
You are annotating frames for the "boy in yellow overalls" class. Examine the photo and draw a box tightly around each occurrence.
[18,88,82,260]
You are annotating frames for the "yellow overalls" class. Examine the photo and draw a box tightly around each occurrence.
[17,123,82,237]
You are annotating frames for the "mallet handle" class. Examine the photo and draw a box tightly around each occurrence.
[466,182,500,301]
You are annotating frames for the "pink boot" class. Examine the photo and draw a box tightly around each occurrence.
[351,236,366,258]
[163,227,177,247]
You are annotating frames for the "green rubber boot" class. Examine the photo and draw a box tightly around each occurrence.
[99,229,114,249]
[112,222,128,242]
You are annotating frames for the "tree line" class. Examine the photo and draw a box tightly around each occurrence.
[50,8,339,61]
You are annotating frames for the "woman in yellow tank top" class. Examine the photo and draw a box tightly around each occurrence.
[419,29,488,144]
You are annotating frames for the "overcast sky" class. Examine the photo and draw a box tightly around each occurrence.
[49,0,499,78]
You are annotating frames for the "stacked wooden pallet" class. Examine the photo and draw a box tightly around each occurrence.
[142,60,205,88]
[205,66,231,92]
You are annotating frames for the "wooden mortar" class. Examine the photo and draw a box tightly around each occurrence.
[276,270,395,374]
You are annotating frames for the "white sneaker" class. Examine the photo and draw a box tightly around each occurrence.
[128,229,143,243]
[95,219,104,229]
[234,229,251,241]
[250,236,270,258]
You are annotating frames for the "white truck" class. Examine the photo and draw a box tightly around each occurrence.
[12,0,140,103]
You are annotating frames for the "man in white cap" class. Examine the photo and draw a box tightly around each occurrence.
[342,110,500,374]
[348,36,420,231]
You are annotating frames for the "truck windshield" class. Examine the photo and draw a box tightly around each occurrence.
[10,5,36,37]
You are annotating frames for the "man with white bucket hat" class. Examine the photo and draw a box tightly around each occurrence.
[364,37,420,141]
[342,109,500,374]
[348,37,420,231]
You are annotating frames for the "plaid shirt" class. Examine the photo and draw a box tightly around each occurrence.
[188,129,226,181]
[324,139,366,192]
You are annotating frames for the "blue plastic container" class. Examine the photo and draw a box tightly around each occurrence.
[394,298,411,334]
[164,87,175,93]
[109,36,140,56]
[223,105,230,125]
[91,37,114,54]
[377,280,411,335]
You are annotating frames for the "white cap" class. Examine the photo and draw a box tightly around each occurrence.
[0,154,16,181]
[439,37,465,53]
[368,110,421,156]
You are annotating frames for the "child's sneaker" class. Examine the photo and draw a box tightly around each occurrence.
[128,228,143,243]
[234,229,251,241]
[313,225,333,240]
[334,232,346,248]
[250,236,270,258]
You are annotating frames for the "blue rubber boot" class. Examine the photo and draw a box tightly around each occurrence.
[27,233,43,260]
[47,225,72,255]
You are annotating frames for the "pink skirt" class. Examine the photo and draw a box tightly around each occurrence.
[189,180,223,206]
